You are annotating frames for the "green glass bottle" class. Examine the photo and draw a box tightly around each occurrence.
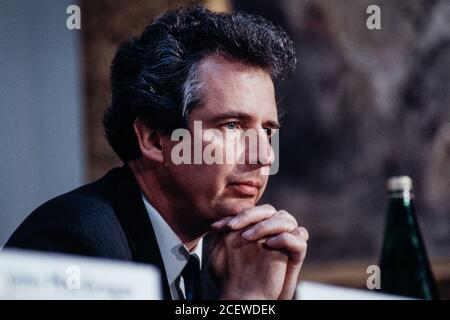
[379,176,440,299]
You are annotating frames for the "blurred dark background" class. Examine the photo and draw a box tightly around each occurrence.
[1,0,449,297]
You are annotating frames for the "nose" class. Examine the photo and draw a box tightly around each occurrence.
[246,128,274,167]
[258,129,275,166]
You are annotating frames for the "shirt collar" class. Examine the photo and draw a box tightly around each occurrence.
[141,193,203,286]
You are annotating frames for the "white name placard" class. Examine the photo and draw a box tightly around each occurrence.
[296,281,411,300]
[0,249,162,300]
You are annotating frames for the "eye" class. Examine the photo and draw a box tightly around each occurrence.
[224,122,238,130]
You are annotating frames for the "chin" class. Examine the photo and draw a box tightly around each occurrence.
[219,198,257,217]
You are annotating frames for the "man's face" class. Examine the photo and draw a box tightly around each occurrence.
[160,55,278,225]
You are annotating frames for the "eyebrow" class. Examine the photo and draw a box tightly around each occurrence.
[209,111,281,129]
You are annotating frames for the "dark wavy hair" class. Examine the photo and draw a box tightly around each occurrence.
[103,5,296,161]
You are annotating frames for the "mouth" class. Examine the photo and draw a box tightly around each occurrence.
[227,180,261,197]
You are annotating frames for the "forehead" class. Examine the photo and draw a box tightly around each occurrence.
[193,55,277,122]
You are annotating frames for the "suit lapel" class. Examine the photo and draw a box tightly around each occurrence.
[112,165,172,300]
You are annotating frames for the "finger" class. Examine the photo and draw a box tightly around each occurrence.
[265,232,307,264]
[214,204,277,231]
[241,214,298,241]
[292,226,309,242]
[269,231,307,300]
[211,216,235,229]
[278,260,304,300]
[270,229,308,300]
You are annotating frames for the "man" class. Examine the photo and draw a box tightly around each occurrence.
[5,5,308,300]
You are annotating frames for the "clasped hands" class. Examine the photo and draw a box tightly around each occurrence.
[209,204,309,300]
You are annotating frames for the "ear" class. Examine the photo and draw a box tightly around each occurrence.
[133,119,164,163]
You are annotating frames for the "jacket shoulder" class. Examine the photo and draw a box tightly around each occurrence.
[5,168,132,260]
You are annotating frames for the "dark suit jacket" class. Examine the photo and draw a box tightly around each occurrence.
[4,165,219,300]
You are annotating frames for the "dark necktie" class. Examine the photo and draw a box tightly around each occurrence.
[180,254,201,300]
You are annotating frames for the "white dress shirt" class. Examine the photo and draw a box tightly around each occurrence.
[141,193,203,300]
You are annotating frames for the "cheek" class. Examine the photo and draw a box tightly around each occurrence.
[166,161,233,197]
[164,130,237,196]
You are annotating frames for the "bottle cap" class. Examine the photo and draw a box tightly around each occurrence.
[387,176,413,191]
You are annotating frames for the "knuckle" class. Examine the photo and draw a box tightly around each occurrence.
[262,204,276,212]
[277,210,298,226]
[289,217,298,228]
[236,209,253,223]
[298,239,308,250]
[300,227,309,240]
[276,210,289,217]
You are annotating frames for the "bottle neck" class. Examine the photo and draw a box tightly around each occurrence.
[387,189,414,205]
[384,189,417,232]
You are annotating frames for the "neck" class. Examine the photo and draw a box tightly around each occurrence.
[128,160,206,250]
